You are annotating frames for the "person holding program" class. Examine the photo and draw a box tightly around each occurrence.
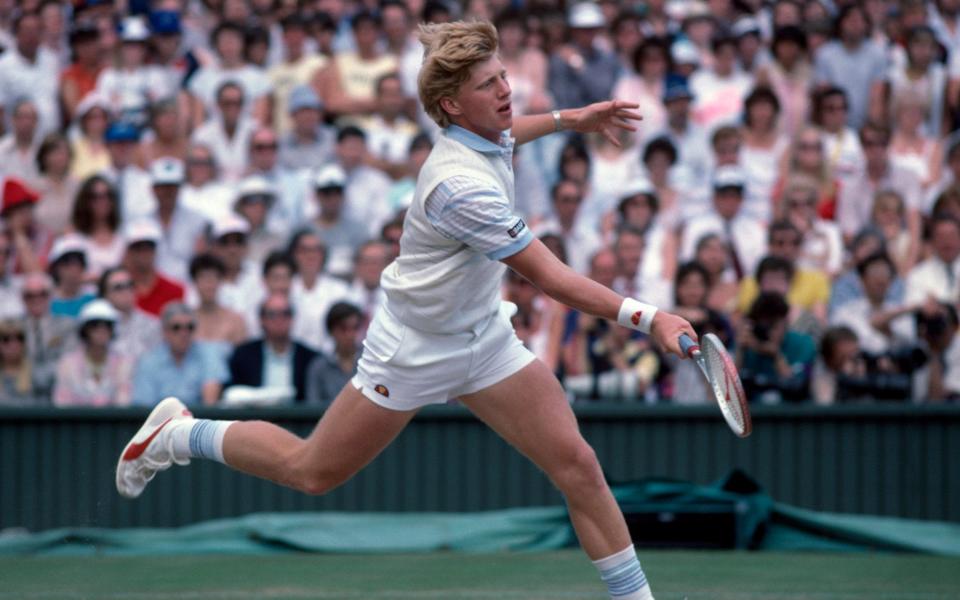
[117,20,696,600]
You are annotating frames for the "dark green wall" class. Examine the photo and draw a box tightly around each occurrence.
[1,405,958,530]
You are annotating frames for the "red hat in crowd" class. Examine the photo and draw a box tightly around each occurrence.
[0,178,40,216]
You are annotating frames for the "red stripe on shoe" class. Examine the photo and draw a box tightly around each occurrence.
[122,417,174,461]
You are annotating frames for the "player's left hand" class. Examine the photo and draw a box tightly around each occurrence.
[650,311,698,358]
[567,100,643,147]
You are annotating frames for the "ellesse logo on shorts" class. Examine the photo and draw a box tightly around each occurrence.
[374,384,390,397]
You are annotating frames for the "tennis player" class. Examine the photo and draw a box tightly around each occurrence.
[117,21,696,600]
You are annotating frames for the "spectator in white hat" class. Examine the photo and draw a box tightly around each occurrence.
[681,166,768,281]
[278,84,335,172]
[548,2,622,109]
[233,175,283,266]
[95,16,169,128]
[48,234,95,318]
[122,218,185,317]
[310,164,369,277]
[69,93,112,181]
[200,213,262,316]
[148,157,208,282]
[53,298,134,407]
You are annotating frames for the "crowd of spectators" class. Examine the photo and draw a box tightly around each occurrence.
[0,0,958,409]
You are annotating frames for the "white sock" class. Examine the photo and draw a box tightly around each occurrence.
[168,419,235,464]
[593,545,654,600]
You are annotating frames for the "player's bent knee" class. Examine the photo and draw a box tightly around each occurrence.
[548,442,607,495]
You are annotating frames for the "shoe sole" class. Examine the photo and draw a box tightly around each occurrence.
[116,397,191,499]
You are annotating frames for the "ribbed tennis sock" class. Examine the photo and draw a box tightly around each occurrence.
[168,419,234,464]
[593,545,654,600]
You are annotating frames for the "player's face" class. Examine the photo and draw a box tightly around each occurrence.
[447,56,512,143]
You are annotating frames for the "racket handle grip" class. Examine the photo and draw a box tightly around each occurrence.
[679,334,700,358]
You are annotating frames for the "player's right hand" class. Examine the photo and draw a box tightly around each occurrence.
[650,311,698,358]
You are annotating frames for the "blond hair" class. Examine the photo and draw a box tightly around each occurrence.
[0,319,31,394]
[417,20,499,128]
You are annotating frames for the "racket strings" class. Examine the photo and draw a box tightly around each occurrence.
[702,339,745,430]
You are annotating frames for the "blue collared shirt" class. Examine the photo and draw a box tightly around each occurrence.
[132,341,228,407]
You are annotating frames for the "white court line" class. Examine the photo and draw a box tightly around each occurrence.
[0,592,956,600]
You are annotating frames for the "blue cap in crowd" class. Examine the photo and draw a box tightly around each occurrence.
[288,85,323,113]
[149,11,182,35]
[663,75,693,103]
[105,121,141,143]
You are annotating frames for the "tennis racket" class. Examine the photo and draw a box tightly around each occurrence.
[679,333,752,437]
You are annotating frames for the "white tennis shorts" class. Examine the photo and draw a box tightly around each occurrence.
[351,301,536,411]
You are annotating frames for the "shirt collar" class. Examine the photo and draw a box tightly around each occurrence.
[445,125,514,154]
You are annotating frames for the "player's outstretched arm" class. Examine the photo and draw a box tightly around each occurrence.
[511,100,643,146]
[502,238,696,357]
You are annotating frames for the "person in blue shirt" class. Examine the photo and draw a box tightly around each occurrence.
[132,302,227,407]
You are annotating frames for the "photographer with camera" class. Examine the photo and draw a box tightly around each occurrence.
[735,291,817,404]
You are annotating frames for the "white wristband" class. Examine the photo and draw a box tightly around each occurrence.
[617,298,658,334]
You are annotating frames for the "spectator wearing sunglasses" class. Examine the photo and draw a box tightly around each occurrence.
[98,266,161,358]
[132,302,227,407]
[53,299,133,406]
[226,293,317,404]
[21,272,75,397]
[0,318,45,406]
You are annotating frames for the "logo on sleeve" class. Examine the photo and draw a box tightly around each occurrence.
[507,218,526,238]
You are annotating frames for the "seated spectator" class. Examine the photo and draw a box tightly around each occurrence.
[812,87,864,193]
[905,215,960,306]
[694,232,741,315]
[95,16,168,128]
[306,302,363,406]
[32,132,79,235]
[830,227,905,315]
[123,219,185,317]
[737,222,831,327]
[756,26,812,138]
[334,125,393,237]
[21,272,75,396]
[269,16,328,138]
[616,177,677,282]
[681,166,767,282]
[47,234,95,318]
[227,293,317,404]
[0,319,46,406]
[245,250,297,335]
[59,22,104,125]
[505,268,565,373]
[69,175,125,279]
[830,252,917,355]
[179,143,236,222]
[665,261,734,404]
[0,230,24,319]
[3,177,50,274]
[779,176,844,277]
[190,81,255,183]
[612,225,672,309]
[233,175,284,266]
[69,93,112,181]
[773,126,840,220]
[53,299,133,406]
[101,121,155,222]
[640,136,681,231]
[361,72,419,177]
[277,85,335,171]
[612,38,669,147]
[246,126,312,237]
[889,91,943,192]
[149,158,208,283]
[132,302,227,407]
[288,229,351,353]
[533,177,601,275]
[740,86,791,223]
[346,240,388,324]
[139,98,189,165]
[99,266,161,357]
[870,189,916,276]
[0,99,41,184]
[204,214,262,315]
[916,303,960,401]
[309,164,369,278]
[190,254,248,362]
[735,291,817,404]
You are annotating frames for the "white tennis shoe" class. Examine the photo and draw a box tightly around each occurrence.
[116,396,193,499]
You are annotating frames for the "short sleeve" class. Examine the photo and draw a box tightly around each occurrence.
[425,176,533,260]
